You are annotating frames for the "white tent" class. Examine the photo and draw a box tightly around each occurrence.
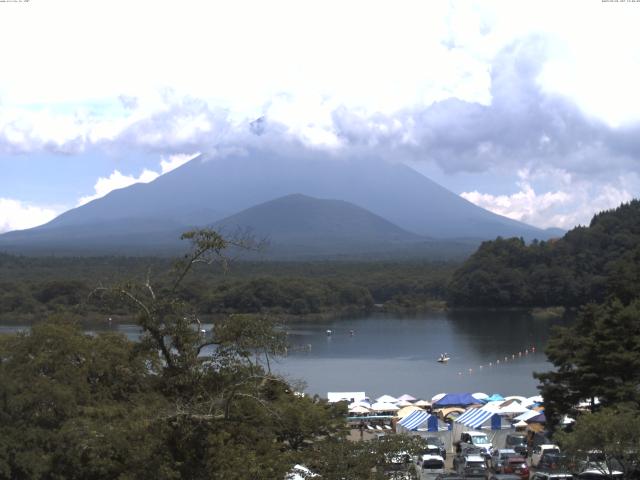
[472,392,489,401]
[371,401,400,412]
[376,394,399,403]
[348,400,371,410]
[349,405,371,414]
[397,394,417,402]
[431,393,446,403]
[514,409,542,422]
[414,400,431,407]
[498,402,531,415]
[396,399,413,407]
[328,392,367,403]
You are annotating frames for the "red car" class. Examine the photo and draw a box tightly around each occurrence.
[500,456,530,480]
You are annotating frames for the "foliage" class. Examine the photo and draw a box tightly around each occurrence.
[0,253,457,322]
[535,299,640,431]
[0,229,353,479]
[555,407,640,479]
[448,200,640,307]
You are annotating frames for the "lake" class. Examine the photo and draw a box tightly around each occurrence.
[273,310,565,401]
[0,310,565,402]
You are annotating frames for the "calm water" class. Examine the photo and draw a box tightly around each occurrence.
[273,310,565,400]
[0,310,564,401]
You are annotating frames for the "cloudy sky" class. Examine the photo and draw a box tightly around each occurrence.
[1,0,639,233]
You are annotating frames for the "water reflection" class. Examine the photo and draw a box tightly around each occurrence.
[275,311,567,400]
[0,311,566,401]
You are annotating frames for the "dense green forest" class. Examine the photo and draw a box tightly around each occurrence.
[0,231,429,479]
[448,200,640,307]
[0,253,455,323]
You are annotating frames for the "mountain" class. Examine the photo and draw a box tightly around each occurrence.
[0,150,558,256]
[213,193,420,244]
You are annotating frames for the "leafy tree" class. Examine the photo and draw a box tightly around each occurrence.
[535,299,640,431]
[555,407,640,479]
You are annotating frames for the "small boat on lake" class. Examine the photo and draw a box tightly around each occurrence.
[437,353,450,363]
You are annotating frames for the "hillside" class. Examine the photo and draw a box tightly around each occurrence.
[0,150,558,257]
[447,200,640,307]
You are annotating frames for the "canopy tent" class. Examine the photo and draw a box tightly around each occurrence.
[348,405,371,414]
[370,401,400,412]
[514,420,528,428]
[439,407,466,420]
[397,405,423,419]
[498,402,531,415]
[396,399,413,407]
[431,393,447,403]
[485,393,504,402]
[376,394,399,403]
[328,392,367,403]
[454,408,503,429]
[414,400,431,407]
[433,393,480,407]
[528,413,546,423]
[348,400,371,410]
[503,395,528,403]
[514,409,542,422]
[472,392,489,402]
[397,410,441,431]
[397,394,417,402]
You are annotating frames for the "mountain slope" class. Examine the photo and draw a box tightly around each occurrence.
[0,150,558,255]
[213,193,421,244]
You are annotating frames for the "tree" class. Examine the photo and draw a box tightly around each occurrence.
[0,229,348,479]
[535,299,640,431]
[555,407,640,479]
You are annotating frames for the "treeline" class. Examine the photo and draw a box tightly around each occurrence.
[448,200,640,307]
[0,256,456,321]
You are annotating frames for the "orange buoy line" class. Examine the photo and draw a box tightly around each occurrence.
[457,345,538,375]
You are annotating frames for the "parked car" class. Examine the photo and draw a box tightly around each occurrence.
[459,431,493,456]
[531,444,561,467]
[505,434,528,457]
[531,472,574,480]
[425,436,447,460]
[538,453,571,472]
[455,454,488,478]
[489,449,517,472]
[498,456,529,480]
[487,475,522,480]
[452,447,483,471]
[577,467,623,480]
[417,454,445,479]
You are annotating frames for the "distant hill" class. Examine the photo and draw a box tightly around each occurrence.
[214,193,419,243]
[447,200,640,307]
[0,150,559,256]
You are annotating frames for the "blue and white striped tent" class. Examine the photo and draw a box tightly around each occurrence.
[398,410,436,431]
[454,407,502,430]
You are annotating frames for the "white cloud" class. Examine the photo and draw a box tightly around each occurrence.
[461,171,635,230]
[160,152,200,174]
[0,198,61,233]
[77,169,159,206]
[77,153,199,206]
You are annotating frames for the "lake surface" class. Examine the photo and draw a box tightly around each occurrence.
[273,310,565,401]
[0,310,565,401]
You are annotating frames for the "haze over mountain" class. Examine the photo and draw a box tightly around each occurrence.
[0,150,561,256]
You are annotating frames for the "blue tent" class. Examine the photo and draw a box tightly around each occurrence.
[433,393,480,407]
[485,393,504,402]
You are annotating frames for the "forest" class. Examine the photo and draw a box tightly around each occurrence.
[447,200,640,308]
[0,254,454,323]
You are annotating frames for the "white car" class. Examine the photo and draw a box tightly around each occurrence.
[531,444,561,467]
[416,454,445,480]
[460,431,493,456]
